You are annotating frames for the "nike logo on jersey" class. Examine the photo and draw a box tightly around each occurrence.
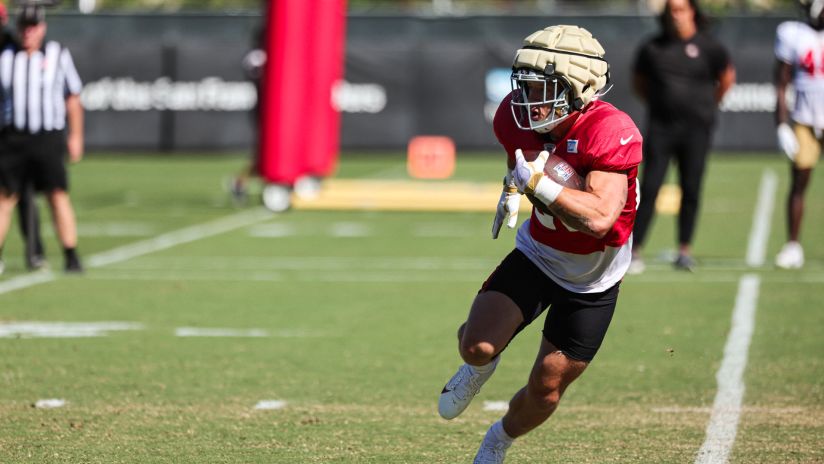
[620,135,634,145]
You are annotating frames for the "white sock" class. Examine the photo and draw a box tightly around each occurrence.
[485,420,514,447]
[471,356,499,374]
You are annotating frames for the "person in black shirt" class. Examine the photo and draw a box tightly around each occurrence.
[629,0,735,273]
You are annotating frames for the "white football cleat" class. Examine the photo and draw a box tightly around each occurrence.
[473,440,510,464]
[473,422,513,464]
[776,241,804,269]
[438,356,499,420]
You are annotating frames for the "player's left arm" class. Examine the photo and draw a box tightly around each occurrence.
[545,170,627,239]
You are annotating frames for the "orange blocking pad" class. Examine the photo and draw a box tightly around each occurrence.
[407,136,456,179]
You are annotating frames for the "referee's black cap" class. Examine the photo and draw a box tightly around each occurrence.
[17,4,45,27]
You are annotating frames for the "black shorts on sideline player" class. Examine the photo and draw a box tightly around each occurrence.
[0,130,68,195]
[479,249,619,362]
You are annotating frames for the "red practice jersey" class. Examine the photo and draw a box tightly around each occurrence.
[493,95,643,292]
[494,95,643,255]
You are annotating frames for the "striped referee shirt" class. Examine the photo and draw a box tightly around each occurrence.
[0,40,82,134]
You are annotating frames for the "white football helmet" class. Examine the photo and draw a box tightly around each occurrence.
[510,25,611,133]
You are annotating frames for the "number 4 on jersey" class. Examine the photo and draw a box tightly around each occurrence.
[800,48,824,75]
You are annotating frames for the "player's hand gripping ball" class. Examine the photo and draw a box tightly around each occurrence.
[515,149,584,214]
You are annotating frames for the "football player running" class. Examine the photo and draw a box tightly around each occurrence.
[437,25,642,463]
[774,0,824,269]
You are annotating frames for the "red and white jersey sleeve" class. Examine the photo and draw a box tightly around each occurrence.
[493,96,643,293]
[776,21,824,129]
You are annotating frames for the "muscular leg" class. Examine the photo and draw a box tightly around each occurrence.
[46,189,77,248]
[0,193,20,248]
[458,291,524,366]
[439,290,525,421]
[501,337,588,437]
[787,167,812,242]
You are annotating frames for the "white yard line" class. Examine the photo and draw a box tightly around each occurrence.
[86,209,271,268]
[82,271,489,283]
[0,270,56,295]
[175,327,269,338]
[0,321,144,338]
[254,399,287,410]
[0,208,272,296]
[745,170,777,267]
[80,271,824,285]
[34,399,67,409]
[482,401,509,412]
[694,275,760,464]
[695,169,776,464]
[175,327,323,338]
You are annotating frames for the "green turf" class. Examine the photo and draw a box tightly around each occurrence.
[0,152,822,463]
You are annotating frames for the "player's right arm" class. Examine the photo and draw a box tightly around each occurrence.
[545,170,628,238]
[512,150,627,239]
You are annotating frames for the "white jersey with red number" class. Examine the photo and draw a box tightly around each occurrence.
[776,21,824,129]
[493,96,643,293]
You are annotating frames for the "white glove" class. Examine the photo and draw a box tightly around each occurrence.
[491,172,521,239]
[513,149,563,205]
[777,123,798,161]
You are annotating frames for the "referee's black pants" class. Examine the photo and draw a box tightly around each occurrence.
[633,119,713,249]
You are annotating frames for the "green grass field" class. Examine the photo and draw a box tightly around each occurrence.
[0,152,822,463]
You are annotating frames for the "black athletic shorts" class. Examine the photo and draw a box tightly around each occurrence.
[479,249,620,362]
[0,130,68,195]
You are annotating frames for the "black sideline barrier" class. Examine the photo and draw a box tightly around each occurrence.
[47,13,790,152]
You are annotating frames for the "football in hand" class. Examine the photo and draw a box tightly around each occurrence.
[521,150,584,214]
[543,153,584,191]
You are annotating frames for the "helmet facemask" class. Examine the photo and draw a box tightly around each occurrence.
[510,67,573,134]
[508,25,611,134]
